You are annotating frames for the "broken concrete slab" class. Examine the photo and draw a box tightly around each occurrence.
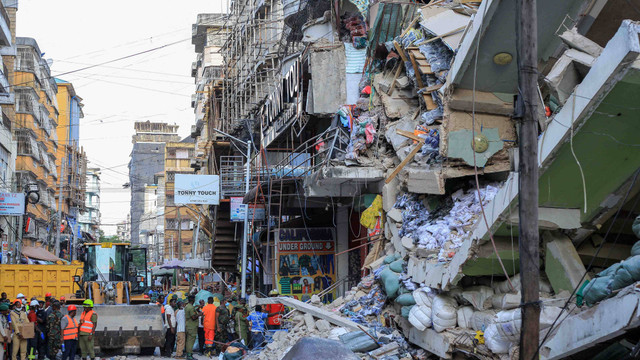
[315,319,331,332]
[447,88,514,116]
[560,28,603,57]
[540,285,640,360]
[447,127,503,168]
[404,166,445,195]
[256,297,364,332]
[387,208,403,223]
[304,313,317,330]
[401,236,415,251]
[544,49,596,104]
[385,112,419,152]
[369,341,400,359]
[507,207,582,230]
[407,326,453,359]
[544,231,589,294]
[382,176,400,212]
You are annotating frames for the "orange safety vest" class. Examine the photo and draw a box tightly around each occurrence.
[63,315,78,340]
[79,310,95,334]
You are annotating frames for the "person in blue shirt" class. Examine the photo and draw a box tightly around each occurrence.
[247,306,272,349]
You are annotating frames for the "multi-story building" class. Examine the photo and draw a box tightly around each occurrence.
[162,139,205,260]
[139,182,158,259]
[0,0,17,247]
[116,215,130,243]
[14,37,60,245]
[55,78,87,251]
[128,121,179,245]
[79,167,100,239]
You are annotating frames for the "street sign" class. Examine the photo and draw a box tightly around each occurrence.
[0,192,25,216]
[175,174,220,205]
[230,197,265,221]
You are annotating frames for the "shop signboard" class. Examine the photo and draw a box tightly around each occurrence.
[175,174,220,205]
[0,192,25,216]
[230,197,265,221]
[275,227,336,302]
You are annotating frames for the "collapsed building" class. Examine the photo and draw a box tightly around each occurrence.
[193,0,640,358]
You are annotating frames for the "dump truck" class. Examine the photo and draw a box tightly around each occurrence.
[74,242,164,354]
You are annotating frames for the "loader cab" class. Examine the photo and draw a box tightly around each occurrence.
[82,243,149,295]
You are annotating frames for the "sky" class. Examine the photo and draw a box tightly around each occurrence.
[17,0,227,234]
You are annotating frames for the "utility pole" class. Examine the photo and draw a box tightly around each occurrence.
[192,214,201,259]
[177,206,182,260]
[240,140,251,299]
[516,0,540,359]
[55,144,67,257]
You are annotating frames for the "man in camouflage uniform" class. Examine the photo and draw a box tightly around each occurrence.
[214,301,230,353]
[46,301,63,359]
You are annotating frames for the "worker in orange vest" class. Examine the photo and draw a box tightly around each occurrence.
[60,305,78,360]
[201,297,217,356]
[78,300,98,360]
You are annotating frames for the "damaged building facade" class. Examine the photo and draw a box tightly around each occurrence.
[193,0,640,358]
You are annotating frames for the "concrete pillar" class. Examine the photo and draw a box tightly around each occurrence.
[544,231,589,294]
[335,206,349,298]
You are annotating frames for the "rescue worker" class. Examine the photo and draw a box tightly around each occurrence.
[184,295,198,360]
[265,289,285,330]
[46,301,63,360]
[78,299,97,360]
[35,301,47,360]
[11,299,29,360]
[26,300,39,357]
[60,305,78,360]
[234,298,249,346]
[201,297,217,356]
[0,303,10,360]
[214,301,230,353]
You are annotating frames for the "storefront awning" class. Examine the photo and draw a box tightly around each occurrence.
[21,245,62,262]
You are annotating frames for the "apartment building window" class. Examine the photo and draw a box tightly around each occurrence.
[0,145,9,186]
[1,111,10,131]
[16,129,38,157]
[167,172,175,182]
[15,91,35,114]
[17,48,35,72]
[166,218,177,229]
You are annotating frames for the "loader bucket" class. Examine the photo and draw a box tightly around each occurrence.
[77,304,165,354]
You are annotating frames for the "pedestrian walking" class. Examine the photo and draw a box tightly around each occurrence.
[214,301,230,353]
[162,296,177,357]
[46,301,63,360]
[201,297,217,356]
[175,301,186,358]
[0,303,11,360]
[184,295,198,360]
[60,305,78,360]
[78,299,97,360]
[11,299,29,360]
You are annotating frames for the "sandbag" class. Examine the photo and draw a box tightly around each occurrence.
[339,331,379,353]
[495,309,521,341]
[457,306,474,329]
[599,263,621,278]
[495,274,552,294]
[413,287,434,307]
[379,268,401,298]
[485,324,512,354]
[632,241,640,256]
[491,293,520,310]
[408,304,432,331]
[431,295,457,332]
[395,293,416,306]
[611,265,634,290]
[621,255,640,280]
[401,305,413,319]
[469,310,497,331]
[389,259,405,273]
[461,286,494,310]
[383,255,397,264]
[583,276,613,306]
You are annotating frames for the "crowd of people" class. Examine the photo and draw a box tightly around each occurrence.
[155,287,286,358]
[0,292,97,360]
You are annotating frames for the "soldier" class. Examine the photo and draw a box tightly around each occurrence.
[46,301,63,360]
[214,301,230,353]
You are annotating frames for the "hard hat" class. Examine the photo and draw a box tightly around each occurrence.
[16,293,25,299]
[13,299,21,305]
[269,289,279,296]
[82,299,94,307]
[45,293,52,297]
[67,305,77,311]
[60,296,66,301]
[30,300,38,306]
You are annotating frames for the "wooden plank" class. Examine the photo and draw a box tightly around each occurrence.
[385,141,424,184]
[388,62,404,95]
[396,129,423,142]
[400,16,420,38]
[393,41,408,62]
[421,84,444,93]
[408,52,425,88]
[423,93,438,110]
[414,26,467,46]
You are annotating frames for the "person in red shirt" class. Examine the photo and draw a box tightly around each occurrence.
[27,300,39,356]
[265,290,285,330]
